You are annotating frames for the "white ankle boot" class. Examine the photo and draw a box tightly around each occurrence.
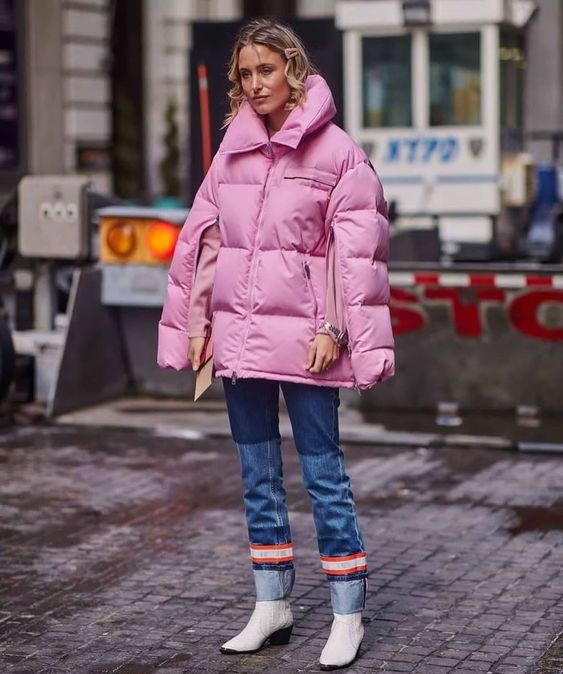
[220,598,293,654]
[319,611,364,670]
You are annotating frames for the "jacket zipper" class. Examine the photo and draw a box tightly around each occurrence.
[232,140,274,384]
[301,254,318,328]
[330,219,361,395]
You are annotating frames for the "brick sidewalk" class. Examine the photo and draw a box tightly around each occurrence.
[0,424,562,673]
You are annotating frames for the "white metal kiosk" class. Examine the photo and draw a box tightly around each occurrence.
[336,0,538,260]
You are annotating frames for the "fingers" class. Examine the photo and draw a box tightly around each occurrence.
[305,342,316,370]
[188,337,206,371]
[305,337,340,373]
[189,346,201,371]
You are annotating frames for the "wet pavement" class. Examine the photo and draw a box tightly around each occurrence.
[0,419,563,674]
[53,396,563,453]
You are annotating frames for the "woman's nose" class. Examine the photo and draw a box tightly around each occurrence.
[251,73,262,91]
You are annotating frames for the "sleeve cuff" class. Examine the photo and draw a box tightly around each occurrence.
[188,318,211,338]
[157,323,192,370]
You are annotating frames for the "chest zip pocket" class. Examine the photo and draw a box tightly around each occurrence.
[284,168,337,192]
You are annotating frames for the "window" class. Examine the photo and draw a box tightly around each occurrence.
[429,32,481,126]
[362,36,412,128]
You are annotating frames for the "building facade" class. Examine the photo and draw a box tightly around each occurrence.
[0,0,560,202]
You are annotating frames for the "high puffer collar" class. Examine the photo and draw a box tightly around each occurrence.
[219,73,337,155]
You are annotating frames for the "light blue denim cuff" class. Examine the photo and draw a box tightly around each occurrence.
[330,578,367,614]
[254,568,295,600]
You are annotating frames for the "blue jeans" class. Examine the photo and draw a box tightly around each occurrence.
[222,376,368,614]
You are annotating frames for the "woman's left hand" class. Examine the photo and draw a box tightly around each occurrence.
[305,334,340,373]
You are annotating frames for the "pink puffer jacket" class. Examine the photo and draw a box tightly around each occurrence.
[157,73,395,390]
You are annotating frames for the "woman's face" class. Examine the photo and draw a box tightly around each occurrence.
[238,43,291,117]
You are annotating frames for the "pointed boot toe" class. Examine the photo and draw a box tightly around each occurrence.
[319,611,364,670]
[219,598,293,654]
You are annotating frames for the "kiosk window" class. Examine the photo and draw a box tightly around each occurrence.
[362,36,412,128]
[429,32,481,126]
[500,32,525,132]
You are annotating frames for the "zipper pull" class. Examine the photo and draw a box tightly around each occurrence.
[304,261,310,278]
[231,370,238,385]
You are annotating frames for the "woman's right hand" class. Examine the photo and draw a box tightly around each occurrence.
[188,336,207,371]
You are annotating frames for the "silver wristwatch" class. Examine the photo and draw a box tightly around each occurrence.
[319,321,348,346]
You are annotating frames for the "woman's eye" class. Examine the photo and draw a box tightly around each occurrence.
[262,69,272,75]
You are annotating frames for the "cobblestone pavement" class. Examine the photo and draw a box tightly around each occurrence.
[0,422,562,674]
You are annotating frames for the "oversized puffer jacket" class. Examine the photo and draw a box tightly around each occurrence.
[157,73,395,390]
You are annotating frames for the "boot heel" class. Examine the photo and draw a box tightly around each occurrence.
[269,624,293,645]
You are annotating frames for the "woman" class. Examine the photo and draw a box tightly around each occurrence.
[157,18,394,671]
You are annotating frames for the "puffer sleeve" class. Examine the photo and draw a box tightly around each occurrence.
[187,222,220,338]
[157,154,220,370]
[324,159,395,388]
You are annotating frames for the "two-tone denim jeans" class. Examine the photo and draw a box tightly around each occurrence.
[221,376,368,614]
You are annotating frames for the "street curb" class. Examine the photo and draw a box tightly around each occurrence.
[43,415,563,455]
[56,420,518,452]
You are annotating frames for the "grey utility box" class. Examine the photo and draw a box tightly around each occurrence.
[18,175,91,258]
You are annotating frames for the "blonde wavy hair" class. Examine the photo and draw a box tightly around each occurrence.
[221,18,319,129]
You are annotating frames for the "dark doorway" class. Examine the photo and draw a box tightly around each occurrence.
[109,0,146,202]
[0,0,25,195]
[243,0,297,16]
[188,18,342,202]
